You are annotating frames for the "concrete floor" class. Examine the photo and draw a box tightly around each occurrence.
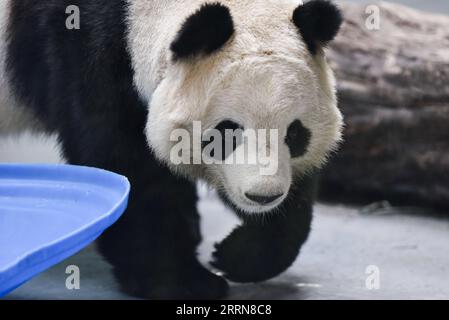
[3,191,449,300]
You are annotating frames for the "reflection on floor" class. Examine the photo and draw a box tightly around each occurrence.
[5,187,449,300]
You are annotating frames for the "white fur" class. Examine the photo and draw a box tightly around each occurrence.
[126,0,343,213]
[0,0,43,136]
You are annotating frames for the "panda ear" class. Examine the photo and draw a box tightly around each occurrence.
[170,3,235,60]
[293,0,343,55]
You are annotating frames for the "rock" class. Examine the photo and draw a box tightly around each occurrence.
[320,2,449,209]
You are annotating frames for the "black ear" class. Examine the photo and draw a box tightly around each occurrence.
[170,3,235,60]
[293,0,343,55]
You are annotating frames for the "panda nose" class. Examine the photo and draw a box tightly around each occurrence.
[245,193,284,205]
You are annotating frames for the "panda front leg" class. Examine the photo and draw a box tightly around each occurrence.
[212,173,317,283]
[59,125,228,300]
[98,181,229,300]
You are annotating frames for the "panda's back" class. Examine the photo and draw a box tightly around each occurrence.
[0,0,44,135]
[3,0,146,134]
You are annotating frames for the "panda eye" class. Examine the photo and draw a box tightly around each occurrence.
[202,120,244,161]
[285,120,312,158]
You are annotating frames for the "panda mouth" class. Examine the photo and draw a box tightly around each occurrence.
[217,187,285,215]
[241,197,284,214]
[244,193,284,205]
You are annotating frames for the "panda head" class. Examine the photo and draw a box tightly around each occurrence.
[145,0,343,214]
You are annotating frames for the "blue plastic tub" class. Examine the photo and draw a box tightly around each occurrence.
[0,164,130,297]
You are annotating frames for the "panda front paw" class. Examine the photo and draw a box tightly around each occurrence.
[211,223,302,283]
[114,262,229,300]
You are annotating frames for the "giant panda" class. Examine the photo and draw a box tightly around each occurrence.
[0,0,343,299]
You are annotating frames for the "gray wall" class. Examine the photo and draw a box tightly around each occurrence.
[342,0,449,14]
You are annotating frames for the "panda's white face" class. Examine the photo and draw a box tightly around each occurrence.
[146,54,342,213]
[129,0,343,214]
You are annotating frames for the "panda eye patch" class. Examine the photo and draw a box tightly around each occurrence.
[285,120,311,158]
[202,120,244,161]
[214,120,242,134]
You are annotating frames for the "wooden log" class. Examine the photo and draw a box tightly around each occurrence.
[320,2,449,209]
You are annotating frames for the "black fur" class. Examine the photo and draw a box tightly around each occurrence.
[286,120,312,158]
[6,0,314,299]
[170,3,234,60]
[293,0,343,54]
